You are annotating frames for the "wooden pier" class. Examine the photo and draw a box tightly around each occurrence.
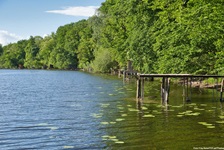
[136,74,224,105]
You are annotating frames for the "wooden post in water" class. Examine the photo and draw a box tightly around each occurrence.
[136,76,142,102]
[123,70,126,82]
[161,77,165,103]
[161,77,170,104]
[183,77,186,100]
[141,77,145,100]
[190,77,192,101]
[186,77,191,102]
[220,79,224,102]
[165,78,170,103]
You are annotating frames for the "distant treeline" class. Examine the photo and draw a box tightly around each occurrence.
[0,0,224,74]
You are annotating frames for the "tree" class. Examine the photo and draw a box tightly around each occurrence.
[24,36,42,68]
[91,47,117,73]
[39,34,56,68]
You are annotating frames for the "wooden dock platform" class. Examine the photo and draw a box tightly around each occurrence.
[136,74,224,105]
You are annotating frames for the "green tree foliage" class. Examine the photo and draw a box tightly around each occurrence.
[91,47,117,73]
[24,36,42,69]
[77,19,95,69]
[39,34,56,68]
[0,0,223,74]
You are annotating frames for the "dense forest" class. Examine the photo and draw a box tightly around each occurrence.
[0,0,224,74]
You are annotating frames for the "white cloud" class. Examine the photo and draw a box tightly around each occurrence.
[0,30,22,46]
[46,6,99,17]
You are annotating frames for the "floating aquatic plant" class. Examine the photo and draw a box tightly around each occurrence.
[117,107,124,110]
[143,114,155,118]
[101,122,109,125]
[206,126,215,129]
[198,122,214,128]
[128,108,139,112]
[219,116,224,119]
[142,106,148,110]
[187,103,197,106]
[198,122,207,125]
[121,114,128,117]
[91,113,103,118]
[102,135,124,144]
[216,121,224,124]
[63,146,75,149]
[102,135,109,138]
[178,111,200,117]
[115,141,125,144]
[194,107,205,111]
[116,118,125,121]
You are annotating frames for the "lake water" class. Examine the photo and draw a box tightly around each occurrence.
[0,70,224,149]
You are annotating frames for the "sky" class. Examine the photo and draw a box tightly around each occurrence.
[0,0,106,46]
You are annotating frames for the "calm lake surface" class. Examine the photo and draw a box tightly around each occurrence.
[0,70,224,149]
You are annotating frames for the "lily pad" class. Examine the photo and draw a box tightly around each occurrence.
[101,122,109,125]
[116,118,125,121]
[111,139,119,142]
[102,135,110,138]
[115,141,125,144]
[109,136,117,139]
[128,108,139,112]
[142,106,148,110]
[207,126,215,129]
[118,107,124,110]
[178,112,185,115]
[121,114,128,117]
[63,146,75,149]
[198,122,207,125]
[143,114,155,118]
[219,116,224,119]
[216,121,224,124]
[191,112,200,116]
[198,122,213,126]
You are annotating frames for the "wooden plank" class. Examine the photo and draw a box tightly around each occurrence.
[139,74,224,78]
